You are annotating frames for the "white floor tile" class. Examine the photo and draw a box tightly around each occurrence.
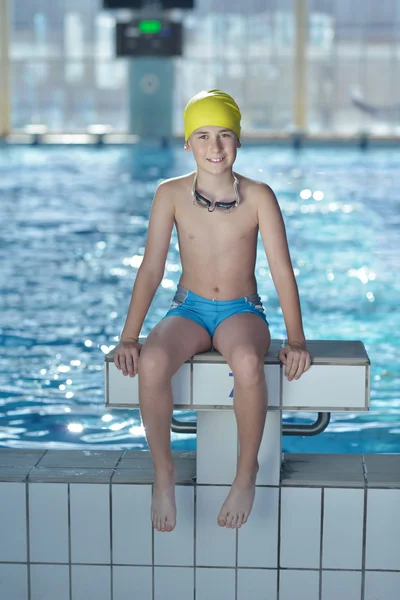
[0,482,27,562]
[364,571,400,600]
[280,488,322,568]
[237,569,277,599]
[113,566,152,600]
[279,570,319,600]
[322,489,364,569]
[196,411,238,484]
[155,485,194,565]
[321,571,362,600]
[30,565,70,600]
[112,484,152,565]
[195,568,235,600]
[0,564,28,600]
[71,565,111,600]
[154,566,194,599]
[238,487,279,568]
[70,484,110,564]
[365,489,400,570]
[29,483,69,563]
[196,486,236,567]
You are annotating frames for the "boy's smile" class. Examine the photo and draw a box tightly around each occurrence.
[207,156,225,163]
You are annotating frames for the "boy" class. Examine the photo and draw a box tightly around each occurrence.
[114,90,311,533]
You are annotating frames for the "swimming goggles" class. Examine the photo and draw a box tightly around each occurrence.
[191,171,240,213]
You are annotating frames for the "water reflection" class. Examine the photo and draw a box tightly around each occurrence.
[0,145,399,452]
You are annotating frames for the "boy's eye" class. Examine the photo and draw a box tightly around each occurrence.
[199,133,230,139]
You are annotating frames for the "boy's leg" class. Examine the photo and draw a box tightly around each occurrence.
[212,312,271,528]
[138,315,212,532]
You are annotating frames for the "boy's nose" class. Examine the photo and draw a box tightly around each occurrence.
[210,138,222,151]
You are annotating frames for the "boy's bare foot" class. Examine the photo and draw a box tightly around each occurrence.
[151,467,178,532]
[217,468,258,528]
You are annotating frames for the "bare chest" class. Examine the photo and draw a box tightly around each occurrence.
[174,194,258,252]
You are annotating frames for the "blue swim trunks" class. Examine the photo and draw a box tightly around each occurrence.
[162,283,269,338]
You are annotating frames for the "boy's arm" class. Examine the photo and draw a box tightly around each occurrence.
[256,184,306,346]
[119,181,175,341]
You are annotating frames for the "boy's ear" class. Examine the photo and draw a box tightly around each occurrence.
[184,141,190,151]
[237,138,242,148]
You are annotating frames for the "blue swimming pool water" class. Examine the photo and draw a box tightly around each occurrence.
[0,143,399,452]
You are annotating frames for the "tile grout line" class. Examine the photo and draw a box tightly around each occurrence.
[193,480,197,600]
[68,483,72,600]
[277,484,282,600]
[361,454,368,600]
[235,421,239,600]
[152,482,155,600]
[2,559,383,569]
[277,369,282,600]
[235,520,238,600]
[109,450,126,600]
[319,487,325,600]
[25,478,31,600]
[26,450,46,600]
[109,481,113,600]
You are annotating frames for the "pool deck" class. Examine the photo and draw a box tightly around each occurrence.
[0,449,399,600]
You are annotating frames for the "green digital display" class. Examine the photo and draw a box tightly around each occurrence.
[138,20,162,34]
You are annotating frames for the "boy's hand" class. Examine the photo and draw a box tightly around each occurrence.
[113,340,142,378]
[278,342,311,381]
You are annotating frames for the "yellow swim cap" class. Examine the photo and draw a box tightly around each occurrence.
[183,89,241,142]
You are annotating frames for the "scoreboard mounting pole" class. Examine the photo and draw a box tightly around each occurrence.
[0,0,10,138]
[128,54,175,138]
[124,1,181,139]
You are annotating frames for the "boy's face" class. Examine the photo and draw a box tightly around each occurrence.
[185,125,241,172]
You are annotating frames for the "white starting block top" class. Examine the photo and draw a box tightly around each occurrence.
[105,339,370,412]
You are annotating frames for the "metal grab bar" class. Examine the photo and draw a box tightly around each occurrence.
[171,412,331,437]
[281,412,331,436]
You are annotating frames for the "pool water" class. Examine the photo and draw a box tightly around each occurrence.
[0,143,399,452]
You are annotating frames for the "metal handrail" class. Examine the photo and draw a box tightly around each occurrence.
[171,412,331,437]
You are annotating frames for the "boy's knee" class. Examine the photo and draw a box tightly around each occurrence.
[231,351,265,384]
[138,346,171,378]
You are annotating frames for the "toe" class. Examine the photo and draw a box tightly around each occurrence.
[217,512,226,527]
[217,518,226,527]
[231,514,238,528]
[236,513,244,528]
[166,519,174,531]
[217,507,228,527]
[226,513,234,528]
